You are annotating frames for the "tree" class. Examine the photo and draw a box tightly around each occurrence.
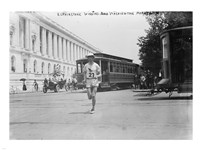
[137,12,192,76]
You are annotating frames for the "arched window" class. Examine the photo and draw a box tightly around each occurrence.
[32,35,36,52]
[59,65,61,70]
[71,67,73,76]
[63,66,66,76]
[41,62,45,74]
[33,60,37,73]
[67,67,70,76]
[10,32,14,46]
[48,63,51,74]
[10,25,15,46]
[23,59,28,73]
[54,64,56,73]
[11,56,16,72]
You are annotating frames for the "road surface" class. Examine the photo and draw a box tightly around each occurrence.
[10,89,192,139]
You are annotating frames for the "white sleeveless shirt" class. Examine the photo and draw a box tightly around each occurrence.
[83,62,101,79]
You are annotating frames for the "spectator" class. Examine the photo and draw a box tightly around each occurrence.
[22,81,27,91]
[140,75,146,89]
[33,79,38,91]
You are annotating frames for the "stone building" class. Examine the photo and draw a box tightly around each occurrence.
[9,12,101,92]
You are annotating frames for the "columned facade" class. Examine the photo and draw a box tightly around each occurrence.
[9,12,101,93]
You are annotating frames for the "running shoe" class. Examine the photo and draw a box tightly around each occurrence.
[90,108,95,114]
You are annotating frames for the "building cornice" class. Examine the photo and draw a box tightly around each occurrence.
[19,12,102,53]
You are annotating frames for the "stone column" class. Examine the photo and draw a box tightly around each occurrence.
[42,28,46,56]
[63,39,66,61]
[58,36,62,60]
[81,48,83,58]
[48,31,52,58]
[68,41,71,62]
[53,34,58,59]
[71,42,73,63]
[77,46,79,59]
[83,48,85,58]
[66,40,70,62]
[76,45,79,60]
[72,43,75,62]
[74,44,77,62]
[25,19,30,50]
[81,47,83,58]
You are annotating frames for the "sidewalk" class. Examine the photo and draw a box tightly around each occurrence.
[9,88,87,95]
[132,89,152,92]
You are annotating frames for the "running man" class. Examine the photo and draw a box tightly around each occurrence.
[83,53,101,114]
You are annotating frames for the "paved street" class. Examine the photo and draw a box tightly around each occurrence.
[10,89,192,140]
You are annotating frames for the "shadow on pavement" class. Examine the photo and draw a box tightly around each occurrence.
[137,96,192,101]
[68,111,91,115]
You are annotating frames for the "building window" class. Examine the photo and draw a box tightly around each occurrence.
[58,65,61,72]
[54,64,56,73]
[32,35,36,52]
[10,25,15,46]
[63,66,65,77]
[23,59,27,73]
[67,67,70,76]
[71,67,73,76]
[10,32,13,46]
[11,56,16,72]
[48,63,51,74]
[41,62,44,74]
[33,60,37,73]
[40,27,42,53]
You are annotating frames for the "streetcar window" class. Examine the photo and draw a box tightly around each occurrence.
[119,64,122,73]
[131,66,133,73]
[101,61,108,74]
[113,62,116,72]
[128,65,131,73]
[110,62,113,72]
[77,63,81,73]
[122,64,125,73]
[125,66,127,73]
[116,63,119,72]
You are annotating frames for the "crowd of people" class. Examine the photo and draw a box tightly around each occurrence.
[133,71,161,90]
[43,77,78,90]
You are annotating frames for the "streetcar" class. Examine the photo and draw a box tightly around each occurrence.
[156,26,192,95]
[76,53,140,90]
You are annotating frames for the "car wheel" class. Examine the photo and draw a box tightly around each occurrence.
[43,87,47,93]
[55,85,60,92]
[65,85,68,91]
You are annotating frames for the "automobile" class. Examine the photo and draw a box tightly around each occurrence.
[76,82,86,89]
[42,72,68,93]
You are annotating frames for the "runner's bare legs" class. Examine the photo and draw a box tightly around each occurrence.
[91,87,97,111]
[87,88,92,99]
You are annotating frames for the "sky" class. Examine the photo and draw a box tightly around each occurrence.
[42,12,150,64]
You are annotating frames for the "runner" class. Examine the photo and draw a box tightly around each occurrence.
[83,53,101,114]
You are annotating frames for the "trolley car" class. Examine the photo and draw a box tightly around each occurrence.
[156,26,192,94]
[76,53,140,90]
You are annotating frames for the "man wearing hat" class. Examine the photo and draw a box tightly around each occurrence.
[83,53,101,114]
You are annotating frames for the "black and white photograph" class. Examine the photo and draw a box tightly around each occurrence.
[9,11,192,140]
[1,0,200,149]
